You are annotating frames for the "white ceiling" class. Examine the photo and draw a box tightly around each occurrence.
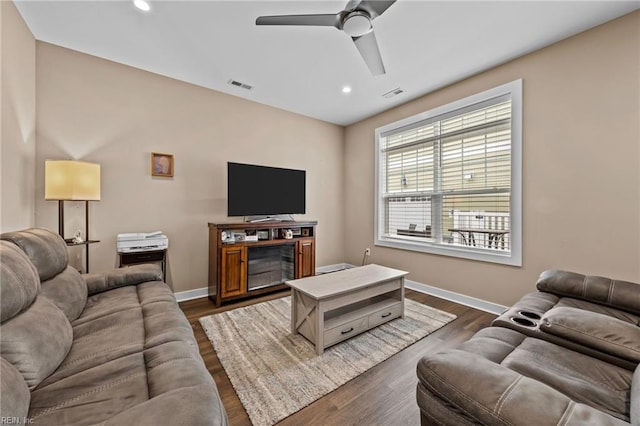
[14,0,639,126]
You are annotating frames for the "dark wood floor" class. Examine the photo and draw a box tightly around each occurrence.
[179,289,496,426]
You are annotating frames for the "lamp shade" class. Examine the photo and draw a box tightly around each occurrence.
[45,160,101,201]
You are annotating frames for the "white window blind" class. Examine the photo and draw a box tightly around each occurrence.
[375,80,522,265]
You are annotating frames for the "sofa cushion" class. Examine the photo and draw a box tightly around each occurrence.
[500,336,632,420]
[40,266,87,322]
[417,327,633,423]
[102,383,228,426]
[537,270,640,315]
[0,241,40,323]
[632,365,640,426]
[1,228,68,282]
[29,351,149,424]
[492,291,640,370]
[0,296,72,390]
[555,297,640,323]
[417,351,629,426]
[0,358,30,420]
[27,280,222,425]
[541,307,640,363]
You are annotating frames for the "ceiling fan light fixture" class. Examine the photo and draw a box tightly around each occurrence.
[342,12,372,37]
[342,85,352,94]
[255,0,397,76]
[133,0,150,12]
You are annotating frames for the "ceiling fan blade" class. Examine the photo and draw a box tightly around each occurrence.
[352,30,385,75]
[344,0,363,12]
[256,14,341,28]
[355,0,396,19]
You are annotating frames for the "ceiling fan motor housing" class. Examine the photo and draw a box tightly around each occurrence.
[342,11,373,37]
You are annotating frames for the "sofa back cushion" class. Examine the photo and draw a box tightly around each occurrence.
[541,306,640,363]
[1,228,68,281]
[2,228,87,321]
[1,296,73,390]
[0,236,73,390]
[0,241,40,322]
[41,266,87,321]
[537,270,640,315]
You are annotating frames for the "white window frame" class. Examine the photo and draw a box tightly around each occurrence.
[374,79,522,266]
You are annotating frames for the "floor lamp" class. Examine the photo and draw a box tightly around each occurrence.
[45,160,101,272]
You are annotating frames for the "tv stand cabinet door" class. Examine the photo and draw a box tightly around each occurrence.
[296,239,315,279]
[220,246,247,299]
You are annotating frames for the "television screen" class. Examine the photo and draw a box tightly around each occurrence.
[227,162,306,217]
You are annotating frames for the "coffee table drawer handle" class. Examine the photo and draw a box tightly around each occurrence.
[381,312,392,318]
[341,327,354,335]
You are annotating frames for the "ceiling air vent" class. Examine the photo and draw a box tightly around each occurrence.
[382,88,404,99]
[227,79,253,91]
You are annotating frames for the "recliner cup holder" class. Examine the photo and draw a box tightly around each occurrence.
[518,311,542,320]
[510,316,537,327]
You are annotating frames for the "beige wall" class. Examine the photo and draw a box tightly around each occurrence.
[1,1,36,231]
[344,12,640,306]
[35,42,345,293]
[7,6,638,303]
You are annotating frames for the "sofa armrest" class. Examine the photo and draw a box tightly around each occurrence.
[417,350,628,425]
[84,264,163,295]
[540,307,640,363]
[537,270,640,314]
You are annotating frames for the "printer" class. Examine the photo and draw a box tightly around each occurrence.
[116,231,169,252]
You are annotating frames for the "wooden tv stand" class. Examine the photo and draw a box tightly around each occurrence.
[208,221,317,307]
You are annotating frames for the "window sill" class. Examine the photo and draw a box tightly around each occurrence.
[375,236,522,267]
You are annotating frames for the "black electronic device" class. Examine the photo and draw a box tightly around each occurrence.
[227,162,306,217]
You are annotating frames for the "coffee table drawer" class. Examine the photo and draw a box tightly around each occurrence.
[368,302,402,328]
[324,316,369,348]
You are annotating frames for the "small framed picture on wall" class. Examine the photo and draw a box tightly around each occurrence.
[151,152,174,177]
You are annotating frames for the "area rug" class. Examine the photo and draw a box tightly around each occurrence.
[199,296,456,426]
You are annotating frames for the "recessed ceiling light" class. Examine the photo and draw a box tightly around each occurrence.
[133,0,151,12]
[342,86,352,94]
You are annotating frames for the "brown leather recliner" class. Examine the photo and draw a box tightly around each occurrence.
[416,270,640,425]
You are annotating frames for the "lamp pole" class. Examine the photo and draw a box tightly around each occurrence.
[58,200,65,237]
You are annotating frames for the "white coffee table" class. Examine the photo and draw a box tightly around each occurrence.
[286,264,408,355]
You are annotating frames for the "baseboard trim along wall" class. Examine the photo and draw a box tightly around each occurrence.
[315,263,355,274]
[174,263,508,315]
[174,263,354,302]
[405,279,508,315]
[174,287,209,302]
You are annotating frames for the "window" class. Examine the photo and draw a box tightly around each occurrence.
[375,80,522,265]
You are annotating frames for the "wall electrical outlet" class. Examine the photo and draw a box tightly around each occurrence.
[365,248,371,256]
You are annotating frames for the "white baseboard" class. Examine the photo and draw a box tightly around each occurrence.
[324,263,506,314]
[175,263,508,314]
[315,263,355,275]
[405,279,507,315]
[174,287,209,302]
[174,263,353,302]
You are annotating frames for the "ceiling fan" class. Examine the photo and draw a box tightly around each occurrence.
[256,0,396,76]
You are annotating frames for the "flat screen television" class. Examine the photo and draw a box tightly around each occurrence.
[227,162,306,217]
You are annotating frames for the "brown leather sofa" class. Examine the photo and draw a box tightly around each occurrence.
[416,270,639,425]
[0,228,228,425]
